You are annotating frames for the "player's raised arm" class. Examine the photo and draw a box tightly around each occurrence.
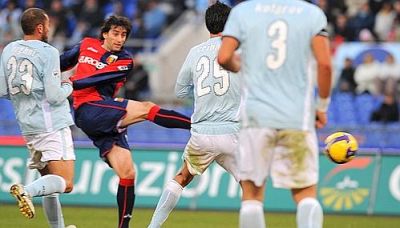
[60,42,81,72]
[72,57,133,90]
[44,47,73,104]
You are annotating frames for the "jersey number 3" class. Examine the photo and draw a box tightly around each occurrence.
[7,56,34,95]
[196,56,230,97]
[267,20,288,70]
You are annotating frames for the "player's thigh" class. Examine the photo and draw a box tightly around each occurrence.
[214,134,240,181]
[271,130,318,189]
[120,100,156,126]
[238,128,276,187]
[106,145,135,179]
[44,160,75,185]
[24,127,76,171]
[183,133,216,176]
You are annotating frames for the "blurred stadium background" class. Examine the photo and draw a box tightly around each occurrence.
[1,0,400,227]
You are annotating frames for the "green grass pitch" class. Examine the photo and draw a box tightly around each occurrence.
[1,204,399,228]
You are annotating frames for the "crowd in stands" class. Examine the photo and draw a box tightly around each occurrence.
[0,0,191,52]
[318,0,400,51]
[2,0,400,49]
[336,52,400,123]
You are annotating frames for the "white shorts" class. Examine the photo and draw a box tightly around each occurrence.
[183,132,239,181]
[24,127,75,170]
[239,128,318,189]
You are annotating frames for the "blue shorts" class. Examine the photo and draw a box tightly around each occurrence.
[75,98,130,160]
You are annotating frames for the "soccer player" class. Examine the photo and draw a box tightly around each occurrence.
[218,1,332,228]
[60,15,191,228]
[0,8,76,228]
[148,2,240,227]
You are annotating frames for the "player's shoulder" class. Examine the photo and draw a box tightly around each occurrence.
[80,37,102,48]
[82,37,101,43]
[118,49,133,59]
[41,42,58,51]
[40,43,59,56]
[190,41,204,53]
[184,43,202,61]
[188,38,218,54]
[27,41,59,57]
[1,41,16,54]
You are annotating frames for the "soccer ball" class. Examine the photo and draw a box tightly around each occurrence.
[324,132,358,164]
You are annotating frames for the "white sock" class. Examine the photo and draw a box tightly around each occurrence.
[43,193,65,228]
[25,175,66,197]
[148,180,183,228]
[239,200,265,228]
[297,197,323,228]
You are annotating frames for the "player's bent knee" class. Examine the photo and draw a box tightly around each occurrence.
[118,169,136,180]
[64,181,74,193]
[142,101,156,110]
[175,172,194,187]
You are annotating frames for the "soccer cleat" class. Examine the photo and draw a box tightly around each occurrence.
[9,184,35,219]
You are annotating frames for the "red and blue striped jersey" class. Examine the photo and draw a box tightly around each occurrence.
[60,37,134,109]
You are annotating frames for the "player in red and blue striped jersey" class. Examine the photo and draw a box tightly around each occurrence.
[60,15,191,228]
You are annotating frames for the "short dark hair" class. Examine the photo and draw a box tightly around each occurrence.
[99,15,132,40]
[20,8,47,35]
[205,1,231,34]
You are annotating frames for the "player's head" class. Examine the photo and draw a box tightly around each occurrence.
[205,1,231,35]
[20,8,49,42]
[100,15,132,52]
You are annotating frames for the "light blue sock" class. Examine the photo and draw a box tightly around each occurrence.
[239,200,265,228]
[148,180,183,228]
[25,174,66,197]
[297,197,323,228]
[43,193,65,228]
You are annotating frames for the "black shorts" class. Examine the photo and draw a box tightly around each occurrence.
[75,98,130,159]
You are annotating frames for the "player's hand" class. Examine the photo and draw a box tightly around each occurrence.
[315,110,327,129]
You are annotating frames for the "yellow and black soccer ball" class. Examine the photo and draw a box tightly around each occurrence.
[324,132,358,164]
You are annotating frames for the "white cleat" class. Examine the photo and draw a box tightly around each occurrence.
[9,184,35,219]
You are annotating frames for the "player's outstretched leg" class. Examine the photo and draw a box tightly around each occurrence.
[10,184,35,219]
[122,101,191,130]
[148,180,183,228]
[296,198,323,228]
[147,105,191,129]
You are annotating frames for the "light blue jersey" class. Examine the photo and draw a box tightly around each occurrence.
[175,37,240,134]
[223,0,327,131]
[0,40,74,135]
